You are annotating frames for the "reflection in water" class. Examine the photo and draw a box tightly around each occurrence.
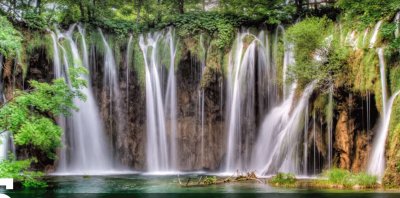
[2,175,400,197]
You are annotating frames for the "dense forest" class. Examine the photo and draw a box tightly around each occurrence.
[1,0,400,193]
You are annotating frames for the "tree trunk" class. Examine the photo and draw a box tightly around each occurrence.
[295,0,303,14]
[178,0,184,14]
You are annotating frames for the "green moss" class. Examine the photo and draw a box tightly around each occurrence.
[389,64,400,94]
[133,37,145,88]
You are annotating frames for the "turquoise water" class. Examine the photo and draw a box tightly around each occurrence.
[2,174,400,197]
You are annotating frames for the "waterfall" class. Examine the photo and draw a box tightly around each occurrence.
[99,29,125,141]
[369,21,382,48]
[0,54,5,160]
[126,34,133,112]
[139,28,178,172]
[0,133,7,160]
[251,82,316,175]
[368,91,400,180]
[225,29,274,172]
[199,34,207,166]
[50,31,62,78]
[395,12,400,39]
[283,43,295,99]
[327,84,334,169]
[378,48,388,116]
[367,47,398,180]
[0,54,12,160]
[303,105,309,174]
[362,28,369,47]
[54,25,114,174]
[313,111,317,175]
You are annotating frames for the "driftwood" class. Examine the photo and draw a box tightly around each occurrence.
[179,171,264,187]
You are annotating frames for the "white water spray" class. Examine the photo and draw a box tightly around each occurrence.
[369,21,382,48]
[251,82,316,175]
[225,30,275,172]
[368,47,399,180]
[55,25,114,174]
[395,12,400,39]
[139,28,178,172]
[368,91,400,180]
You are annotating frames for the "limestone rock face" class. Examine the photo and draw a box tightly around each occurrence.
[334,110,354,170]
[351,131,371,172]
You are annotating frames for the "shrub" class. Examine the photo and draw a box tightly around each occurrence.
[0,157,47,189]
[0,16,22,58]
[324,168,377,188]
[203,176,217,185]
[286,17,333,86]
[325,168,350,184]
[270,173,297,186]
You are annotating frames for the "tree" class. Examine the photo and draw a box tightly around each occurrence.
[0,66,87,158]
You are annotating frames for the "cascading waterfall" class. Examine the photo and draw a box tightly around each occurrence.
[282,43,295,99]
[395,12,400,39]
[303,105,309,174]
[367,47,399,180]
[251,82,316,175]
[139,28,178,172]
[0,55,14,160]
[0,132,8,160]
[126,34,133,112]
[199,34,207,166]
[368,91,400,180]
[377,48,388,116]
[54,25,114,174]
[0,54,6,160]
[327,84,334,169]
[225,29,274,172]
[369,21,382,48]
[362,28,369,47]
[99,29,125,143]
[313,111,317,175]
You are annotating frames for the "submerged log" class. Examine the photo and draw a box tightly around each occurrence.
[178,171,263,187]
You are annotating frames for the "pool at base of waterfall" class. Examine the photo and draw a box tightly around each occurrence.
[2,174,400,197]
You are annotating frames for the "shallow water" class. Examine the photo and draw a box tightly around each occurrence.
[2,174,400,197]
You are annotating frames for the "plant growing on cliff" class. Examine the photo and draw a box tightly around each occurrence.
[0,156,47,189]
[0,16,22,58]
[172,12,240,50]
[336,0,400,29]
[0,66,87,158]
[286,17,349,88]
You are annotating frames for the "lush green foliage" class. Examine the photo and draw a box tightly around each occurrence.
[172,12,241,50]
[203,176,217,185]
[336,0,400,29]
[0,67,87,158]
[0,16,22,58]
[286,17,341,87]
[324,168,377,188]
[0,157,47,188]
[220,0,295,24]
[270,173,296,186]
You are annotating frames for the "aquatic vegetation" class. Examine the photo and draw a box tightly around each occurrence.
[324,168,377,188]
[269,173,297,186]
